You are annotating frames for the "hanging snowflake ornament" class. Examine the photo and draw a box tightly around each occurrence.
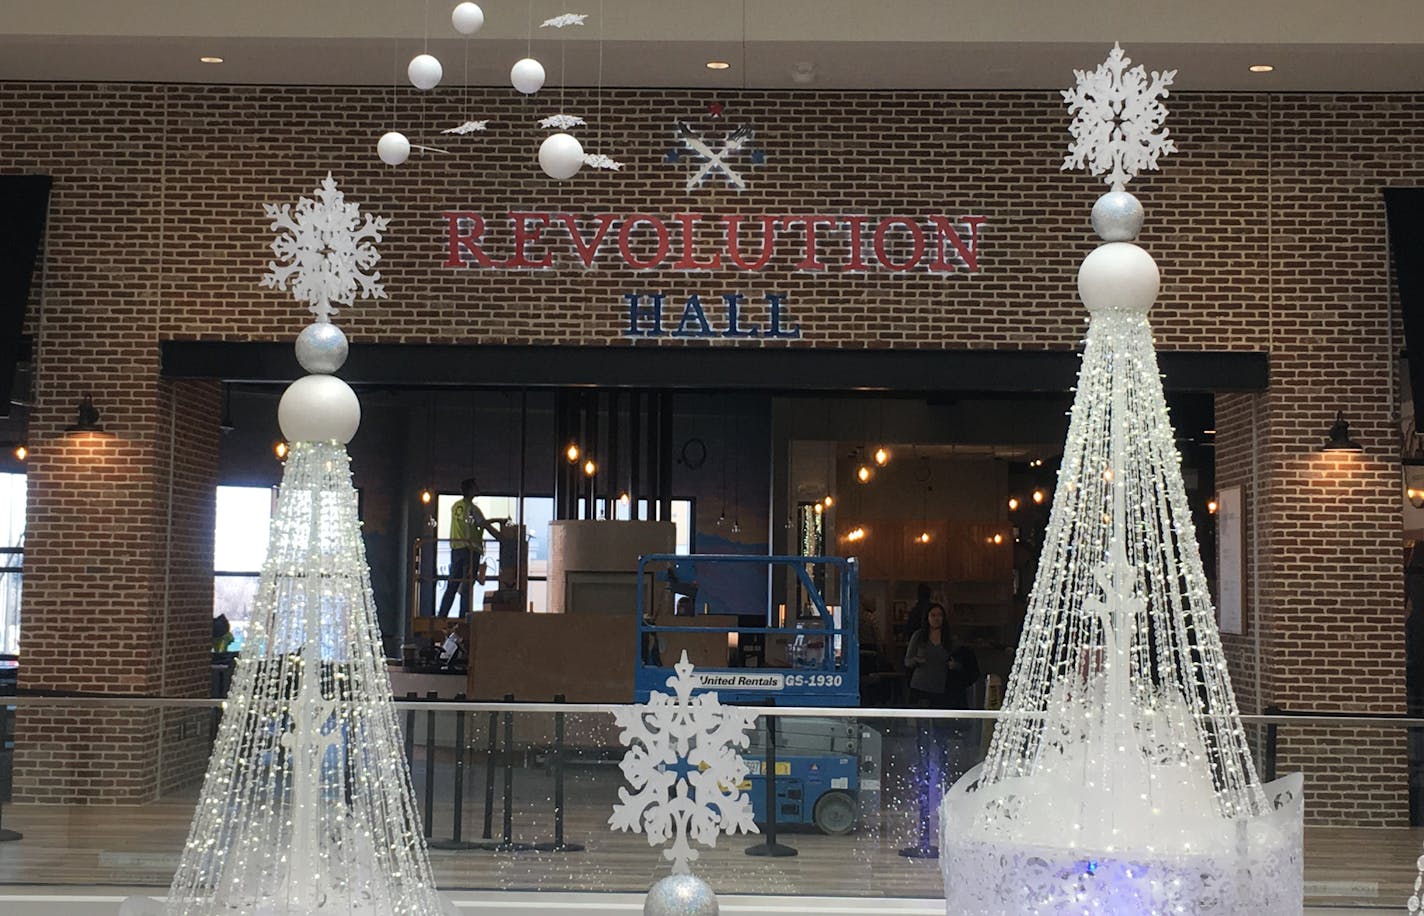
[667,103,764,192]
[261,173,390,321]
[540,12,587,28]
[1061,42,1177,190]
[441,119,489,135]
[583,152,624,171]
[610,651,759,874]
[539,113,587,130]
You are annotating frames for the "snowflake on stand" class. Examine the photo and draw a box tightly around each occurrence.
[1061,42,1177,190]
[261,173,390,321]
[610,651,758,874]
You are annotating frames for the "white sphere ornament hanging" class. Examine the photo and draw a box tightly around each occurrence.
[511,57,546,94]
[377,131,411,165]
[278,374,361,444]
[408,53,443,90]
[1077,241,1159,315]
[539,131,585,180]
[452,2,485,34]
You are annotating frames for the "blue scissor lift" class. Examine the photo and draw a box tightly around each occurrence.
[636,554,878,835]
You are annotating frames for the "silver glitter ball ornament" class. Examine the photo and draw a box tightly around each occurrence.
[1091,190,1145,242]
[295,321,349,374]
[644,874,719,916]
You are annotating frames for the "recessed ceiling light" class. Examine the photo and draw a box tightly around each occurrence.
[200,56,224,64]
[1248,64,1274,73]
[706,60,731,71]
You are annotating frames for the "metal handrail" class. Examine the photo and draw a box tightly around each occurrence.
[4,693,1423,727]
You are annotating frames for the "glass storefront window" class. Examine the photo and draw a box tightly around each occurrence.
[213,485,277,652]
[0,472,23,656]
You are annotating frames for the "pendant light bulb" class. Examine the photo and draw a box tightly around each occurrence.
[856,465,872,484]
[12,445,26,462]
[1032,488,1046,504]
[274,441,289,460]
[565,442,580,463]
[420,488,433,505]
[874,446,890,467]
[583,458,597,477]
[1008,496,1020,511]
[619,491,630,504]
[823,495,834,508]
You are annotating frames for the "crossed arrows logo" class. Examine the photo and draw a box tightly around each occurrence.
[667,105,764,192]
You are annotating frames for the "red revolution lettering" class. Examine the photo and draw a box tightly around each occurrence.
[440,211,986,273]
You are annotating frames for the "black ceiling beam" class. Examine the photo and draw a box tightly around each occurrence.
[161,341,1268,394]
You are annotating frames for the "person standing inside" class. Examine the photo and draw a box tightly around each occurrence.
[437,477,504,618]
[904,604,981,842]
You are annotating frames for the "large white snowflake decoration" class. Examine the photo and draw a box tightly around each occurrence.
[540,12,587,28]
[610,651,759,874]
[539,113,587,130]
[1062,43,1177,190]
[441,119,489,135]
[261,173,390,321]
[583,152,624,171]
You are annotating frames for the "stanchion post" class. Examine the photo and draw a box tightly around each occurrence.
[534,693,584,853]
[430,694,484,851]
[481,709,498,841]
[746,710,796,857]
[423,690,437,840]
[493,693,534,852]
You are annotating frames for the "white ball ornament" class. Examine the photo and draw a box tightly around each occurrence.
[452,2,484,34]
[1077,241,1160,315]
[538,132,585,180]
[511,57,546,94]
[278,374,362,444]
[377,131,411,166]
[408,53,443,90]
[295,321,349,374]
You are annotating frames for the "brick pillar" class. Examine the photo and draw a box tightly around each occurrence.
[14,376,219,803]
[1216,377,1407,825]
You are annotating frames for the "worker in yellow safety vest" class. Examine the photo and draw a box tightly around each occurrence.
[437,477,505,618]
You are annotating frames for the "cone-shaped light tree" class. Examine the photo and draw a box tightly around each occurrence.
[939,46,1302,914]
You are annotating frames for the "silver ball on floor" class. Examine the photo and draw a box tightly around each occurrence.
[644,873,719,916]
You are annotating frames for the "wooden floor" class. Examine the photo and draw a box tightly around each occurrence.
[0,763,1419,909]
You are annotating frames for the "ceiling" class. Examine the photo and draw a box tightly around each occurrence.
[4,0,1424,91]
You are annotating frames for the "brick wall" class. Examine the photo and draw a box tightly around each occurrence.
[0,83,1409,821]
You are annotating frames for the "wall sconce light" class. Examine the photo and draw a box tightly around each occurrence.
[991,532,1004,545]
[583,458,597,477]
[419,488,434,505]
[12,445,26,462]
[916,531,932,544]
[1409,487,1424,509]
[873,446,891,467]
[66,394,103,432]
[846,526,867,542]
[274,441,289,460]
[565,442,581,463]
[856,464,872,483]
[1207,499,1219,515]
[1321,412,1363,453]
